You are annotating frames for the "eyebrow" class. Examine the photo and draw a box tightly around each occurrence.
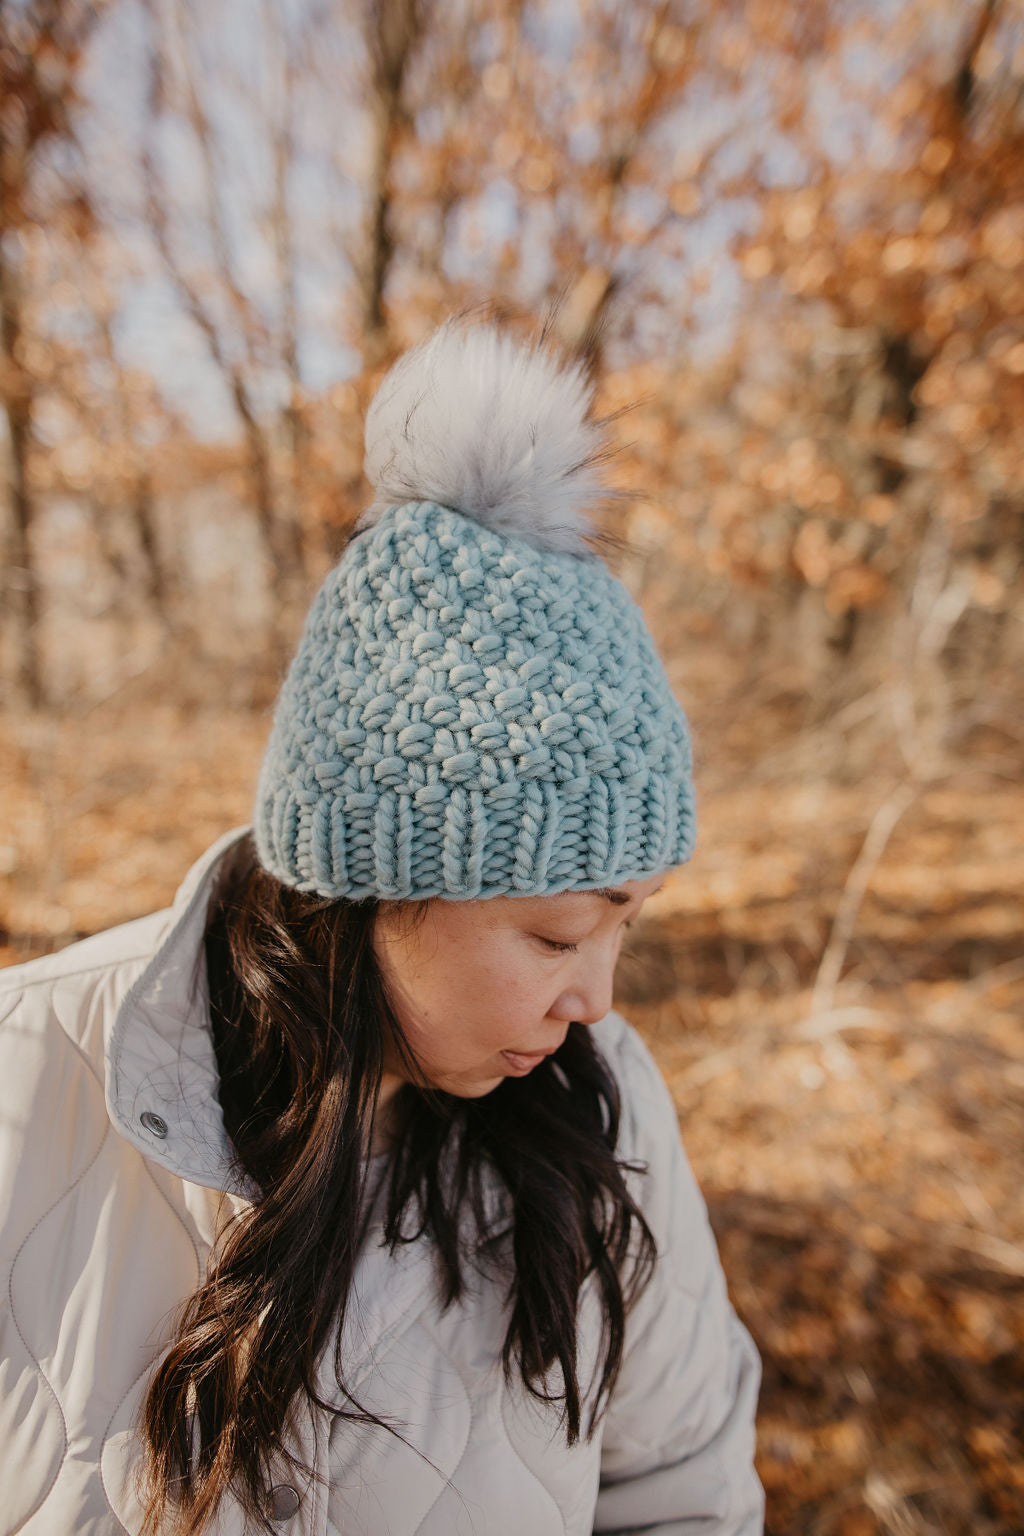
[556,882,665,907]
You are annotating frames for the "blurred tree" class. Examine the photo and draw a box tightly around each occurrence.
[370,0,756,359]
[727,0,1023,735]
[1,0,1020,736]
[140,0,308,617]
[0,0,107,703]
[357,0,428,357]
[47,253,179,629]
[4,15,1023,1531]
[262,0,312,581]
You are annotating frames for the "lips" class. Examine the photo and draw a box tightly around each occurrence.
[500,1048,552,1074]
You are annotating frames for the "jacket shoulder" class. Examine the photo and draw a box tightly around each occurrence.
[0,908,172,997]
[0,908,174,1076]
[591,1010,677,1130]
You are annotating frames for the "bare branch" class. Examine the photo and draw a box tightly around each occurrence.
[809,782,917,1018]
[358,0,425,351]
[139,0,296,604]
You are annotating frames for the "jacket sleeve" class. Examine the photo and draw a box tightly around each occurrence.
[593,1021,764,1536]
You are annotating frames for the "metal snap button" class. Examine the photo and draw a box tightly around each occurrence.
[268,1483,300,1522]
[139,1111,168,1139]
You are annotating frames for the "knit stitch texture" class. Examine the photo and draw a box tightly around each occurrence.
[255,500,695,900]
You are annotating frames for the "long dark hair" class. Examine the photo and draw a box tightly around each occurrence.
[140,838,657,1534]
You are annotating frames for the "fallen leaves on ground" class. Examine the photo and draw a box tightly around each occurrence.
[2,682,1022,1536]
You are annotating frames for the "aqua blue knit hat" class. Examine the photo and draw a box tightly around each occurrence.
[255,319,695,900]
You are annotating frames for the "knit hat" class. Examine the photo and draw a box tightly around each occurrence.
[254,319,695,901]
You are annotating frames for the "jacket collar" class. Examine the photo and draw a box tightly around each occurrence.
[105,826,259,1198]
[105,832,514,1395]
[106,828,449,1386]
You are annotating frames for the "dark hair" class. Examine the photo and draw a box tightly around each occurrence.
[140,838,657,1534]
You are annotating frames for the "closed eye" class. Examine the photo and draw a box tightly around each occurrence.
[536,936,580,953]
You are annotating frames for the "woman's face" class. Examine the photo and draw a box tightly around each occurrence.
[372,871,666,1098]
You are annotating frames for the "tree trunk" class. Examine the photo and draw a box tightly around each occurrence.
[0,240,43,706]
[132,468,171,623]
[360,0,423,351]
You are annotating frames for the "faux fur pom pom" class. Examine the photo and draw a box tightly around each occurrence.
[361,320,606,554]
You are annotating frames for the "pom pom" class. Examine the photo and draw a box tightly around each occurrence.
[362,319,606,553]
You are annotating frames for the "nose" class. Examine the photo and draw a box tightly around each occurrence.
[549,946,618,1027]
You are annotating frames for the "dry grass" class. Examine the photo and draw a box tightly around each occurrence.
[2,658,1022,1536]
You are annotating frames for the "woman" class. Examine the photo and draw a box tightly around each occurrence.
[0,318,763,1535]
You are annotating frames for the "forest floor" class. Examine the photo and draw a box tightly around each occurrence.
[2,656,1022,1536]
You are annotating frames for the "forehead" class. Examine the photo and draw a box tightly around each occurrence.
[507,871,667,911]
[383,872,669,936]
[543,872,666,903]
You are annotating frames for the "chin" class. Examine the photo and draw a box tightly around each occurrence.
[438,1074,505,1099]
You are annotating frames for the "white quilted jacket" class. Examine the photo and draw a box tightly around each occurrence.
[0,830,764,1536]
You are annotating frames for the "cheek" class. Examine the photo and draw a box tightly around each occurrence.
[376,912,561,1080]
[415,964,551,1064]
[476,955,550,1013]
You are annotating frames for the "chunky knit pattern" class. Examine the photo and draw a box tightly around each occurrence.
[255,501,695,900]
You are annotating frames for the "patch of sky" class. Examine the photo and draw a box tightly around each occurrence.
[31,396,73,451]
[443,178,520,284]
[145,133,282,345]
[522,0,582,67]
[711,129,758,185]
[29,134,80,189]
[200,113,275,234]
[620,182,670,240]
[846,0,969,79]
[863,111,905,173]
[831,179,880,235]
[82,352,120,397]
[470,16,503,68]
[111,269,237,439]
[831,25,934,173]
[278,0,323,39]
[299,6,366,116]
[684,194,762,267]
[36,282,95,348]
[80,0,149,136]
[60,0,954,437]
[286,139,333,219]
[302,330,362,396]
[442,210,483,287]
[238,365,301,420]
[909,2,967,61]
[568,119,602,165]
[511,200,557,306]
[42,0,371,441]
[482,178,521,245]
[417,103,447,146]
[655,193,761,359]
[757,137,811,188]
[70,11,155,230]
[626,297,691,368]
[150,114,212,226]
[840,34,900,95]
[653,70,767,181]
[687,251,747,361]
[201,0,266,99]
[808,83,871,167]
[290,252,364,393]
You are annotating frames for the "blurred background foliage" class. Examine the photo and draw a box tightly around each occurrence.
[1,0,1023,1531]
